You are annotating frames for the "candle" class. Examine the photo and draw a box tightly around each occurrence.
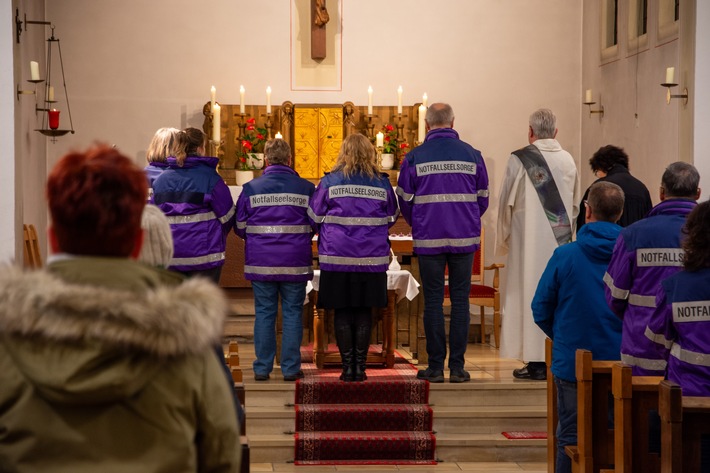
[47,86,55,102]
[367,86,373,115]
[266,86,272,114]
[418,104,427,143]
[376,131,384,148]
[48,109,60,130]
[422,93,428,108]
[665,67,675,84]
[275,132,283,140]
[210,85,216,110]
[585,89,592,103]
[397,86,403,115]
[30,61,40,81]
[212,103,221,143]
[239,85,245,114]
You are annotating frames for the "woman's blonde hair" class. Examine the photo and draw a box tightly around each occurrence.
[146,127,187,164]
[331,133,379,178]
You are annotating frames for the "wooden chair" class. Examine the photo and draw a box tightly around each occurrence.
[23,224,42,269]
[443,228,505,347]
[565,349,616,473]
[659,380,710,473]
[546,338,558,473]
[607,363,663,473]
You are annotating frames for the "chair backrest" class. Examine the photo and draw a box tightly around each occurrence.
[23,224,42,269]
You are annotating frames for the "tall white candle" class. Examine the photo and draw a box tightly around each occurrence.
[30,61,40,81]
[275,132,283,140]
[47,86,55,101]
[367,86,373,115]
[665,67,675,84]
[585,89,592,103]
[212,104,221,143]
[210,86,216,110]
[239,85,245,114]
[422,93,428,108]
[418,104,427,143]
[376,131,384,148]
[397,86,403,115]
[266,86,272,114]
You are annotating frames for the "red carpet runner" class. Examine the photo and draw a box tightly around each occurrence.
[294,346,436,465]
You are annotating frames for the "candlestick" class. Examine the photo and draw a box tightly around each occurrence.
[212,103,221,143]
[376,131,384,148]
[275,132,283,139]
[418,104,426,143]
[239,85,245,114]
[397,86,403,115]
[266,86,272,114]
[30,61,40,81]
[210,86,216,110]
[47,86,54,102]
[422,93,428,108]
[584,89,592,103]
[665,67,675,84]
[367,86,373,115]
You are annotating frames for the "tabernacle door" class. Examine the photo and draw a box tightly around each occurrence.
[293,105,343,180]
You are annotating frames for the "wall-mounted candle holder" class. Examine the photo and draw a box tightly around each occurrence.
[660,83,689,105]
[583,98,605,118]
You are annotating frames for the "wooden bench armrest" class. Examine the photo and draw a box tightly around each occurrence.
[564,445,579,462]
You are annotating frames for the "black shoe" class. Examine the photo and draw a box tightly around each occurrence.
[449,368,471,383]
[283,370,304,381]
[416,367,445,383]
[512,364,546,380]
[254,373,270,381]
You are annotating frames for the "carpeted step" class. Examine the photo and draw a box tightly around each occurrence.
[295,377,429,404]
[296,404,433,432]
[294,431,436,465]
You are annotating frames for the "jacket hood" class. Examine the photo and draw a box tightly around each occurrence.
[0,260,226,405]
[166,155,219,169]
[576,221,621,263]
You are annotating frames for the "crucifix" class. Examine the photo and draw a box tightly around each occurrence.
[311,0,329,60]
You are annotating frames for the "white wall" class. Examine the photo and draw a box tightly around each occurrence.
[694,0,710,199]
[0,0,16,263]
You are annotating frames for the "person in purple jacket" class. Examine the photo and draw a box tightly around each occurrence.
[309,134,399,382]
[144,127,185,197]
[604,162,700,375]
[646,200,710,397]
[235,139,316,381]
[397,103,489,383]
[151,127,235,283]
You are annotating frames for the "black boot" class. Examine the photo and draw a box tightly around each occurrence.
[354,308,372,382]
[334,311,355,382]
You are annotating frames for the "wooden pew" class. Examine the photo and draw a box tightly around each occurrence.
[607,363,663,473]
[225,341,250,473]
[546,338,557,473]
[565,349,616,473]
[659,380,710,473]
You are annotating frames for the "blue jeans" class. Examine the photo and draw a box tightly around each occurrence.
[252,281,306,377]
[419,252,473,371]
[555,376,578,473]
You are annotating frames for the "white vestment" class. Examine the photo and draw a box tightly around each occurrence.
[495,139,580,362]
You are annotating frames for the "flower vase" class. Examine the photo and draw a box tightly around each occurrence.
[380,153,394,170]
[249,153,264,170]
[235,170,254,186]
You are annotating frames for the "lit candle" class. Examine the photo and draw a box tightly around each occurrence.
[422,93,428,108]
[30,61,40,81]
[275,132,283,139]
[239,85,245,114]
[376,131,384,148]
[210,85,216,110]
[418,104,427,143]
[665,67,675,84]
[585,89,592,103]
[212,103,221,143]
[397,86,403,115]
[367,86,373,115]
[47,86,55,102]
[266,86,272,114]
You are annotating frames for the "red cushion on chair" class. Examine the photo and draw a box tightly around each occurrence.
[470,284,496,298]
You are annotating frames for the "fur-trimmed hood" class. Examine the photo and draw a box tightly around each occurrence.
[0,259,227,404]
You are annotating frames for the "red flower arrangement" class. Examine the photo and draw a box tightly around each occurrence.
[237,117,267,170]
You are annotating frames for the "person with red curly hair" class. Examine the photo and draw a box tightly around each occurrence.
[0,145,240,472]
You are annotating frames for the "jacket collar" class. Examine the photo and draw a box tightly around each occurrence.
[424,127,459,142]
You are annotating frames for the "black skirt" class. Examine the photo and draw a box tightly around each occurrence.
[317,270,388,310]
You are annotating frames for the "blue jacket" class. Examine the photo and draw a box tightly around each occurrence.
[604,198,697,375]
[533,222,623,382]
[647,267,710,397]
[235,165,316,282]
[396,128,489,255]
[308,170,398,272]
[151,156,235,272]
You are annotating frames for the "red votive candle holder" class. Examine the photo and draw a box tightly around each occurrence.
[48,109,60,130]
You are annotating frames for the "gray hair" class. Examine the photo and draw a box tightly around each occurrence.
[662,161,700,198]
[587,181,625,223]
[425,103,455,128]
[264,139,291,166]
[529,109,557,139]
